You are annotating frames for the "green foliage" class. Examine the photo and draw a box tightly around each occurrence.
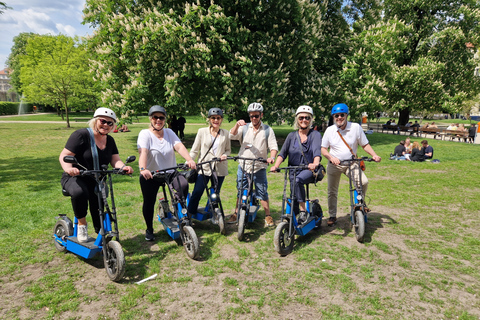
[83,0,349,123]
[6,32,36,95]
[0,101,33,114]
[18,34,100,127]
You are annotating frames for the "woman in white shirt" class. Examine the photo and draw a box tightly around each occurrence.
[137,105,196,241]
[187,108,231,216]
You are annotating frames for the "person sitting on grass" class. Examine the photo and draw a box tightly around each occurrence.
[408,141,425,162]
[391,140,406,160]
[422,140,433,160]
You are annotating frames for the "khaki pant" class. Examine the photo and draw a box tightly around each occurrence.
[327,162,368,217]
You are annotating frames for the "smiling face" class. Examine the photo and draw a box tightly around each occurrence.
[150,112,166,130]
[297,112,312,129]
[249,111,262,127]
[209,115,223,129]
[334,112,348,128]
[96,116,115,134]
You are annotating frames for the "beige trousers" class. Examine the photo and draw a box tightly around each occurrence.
[327,162,368,217]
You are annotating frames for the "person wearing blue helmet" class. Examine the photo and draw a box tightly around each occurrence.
[321,103,381,226]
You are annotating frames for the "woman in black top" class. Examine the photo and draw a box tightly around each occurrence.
[409,141,425,162]
[59,107,133,242]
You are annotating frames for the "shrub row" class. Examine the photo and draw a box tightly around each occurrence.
[0,102,35,115]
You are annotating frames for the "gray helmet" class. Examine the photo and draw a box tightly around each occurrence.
[148,105,167,116]
[247,102,263,113]
[208,108,223,118]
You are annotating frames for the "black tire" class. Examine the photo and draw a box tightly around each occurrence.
[237,209,247,241]
[216,208,226,235]
[53,219,73,252]
[182,226,199,259]
[354,210,365,243]
[274,221,294,255]
[104,241,126,282]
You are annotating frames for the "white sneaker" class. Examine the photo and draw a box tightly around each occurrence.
[78,225,88,243]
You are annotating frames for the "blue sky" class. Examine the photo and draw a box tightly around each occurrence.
[0,0,93,68]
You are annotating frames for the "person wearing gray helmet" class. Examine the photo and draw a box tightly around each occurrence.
[187,108,231,216]
[137,105,196,241]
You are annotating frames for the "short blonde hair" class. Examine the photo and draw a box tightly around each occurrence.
[293,113,313,130]
[88,117,115,133]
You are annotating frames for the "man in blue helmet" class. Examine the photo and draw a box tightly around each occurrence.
[321,103,381,226]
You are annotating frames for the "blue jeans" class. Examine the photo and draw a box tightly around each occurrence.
[188,174,225,214]
[236,166,268,201]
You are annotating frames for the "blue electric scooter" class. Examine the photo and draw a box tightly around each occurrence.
[273,165,324,256]
[339,156,374,243]
[154,165,200,259]
[229,156,267,241]
[186,158,226,235]
[54,155,136,282]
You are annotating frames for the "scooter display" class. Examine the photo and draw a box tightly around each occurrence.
[229,156,267,241]
[339,156,374,243]
[53,155,136,282]
[154,165,200,259]
[273,165,323,255]
[186,158,226,235]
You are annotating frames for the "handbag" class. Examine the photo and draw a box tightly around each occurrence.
[337,131,366,171]
[295,131,325,183]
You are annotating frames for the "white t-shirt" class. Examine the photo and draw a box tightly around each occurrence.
[137,128,181,171]
[321,122,369,161]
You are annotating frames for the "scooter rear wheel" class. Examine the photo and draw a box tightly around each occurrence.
[182,226,199,259]
[104,241,126,282]
[274,221,294,256]
[354,210,365,243]
[53,219,73,252]
[216,208,226,235]
[237,209,247,241]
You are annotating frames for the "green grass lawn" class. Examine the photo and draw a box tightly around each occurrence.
[0,120,479,319]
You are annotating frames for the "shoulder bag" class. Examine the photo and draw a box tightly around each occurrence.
[337,131,366,171]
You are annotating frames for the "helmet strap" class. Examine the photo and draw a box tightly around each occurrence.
[151,123,164,132]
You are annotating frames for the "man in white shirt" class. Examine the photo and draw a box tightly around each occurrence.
[321,103,381,226]
[229,102,278,227]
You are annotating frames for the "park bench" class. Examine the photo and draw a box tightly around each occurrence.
[381,124,398,133]
[73,117,90,122]
[397,126,420,136]
[419,127,442,139]
[444,129,469,142]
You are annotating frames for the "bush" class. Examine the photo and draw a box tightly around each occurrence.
[0,102,35,115]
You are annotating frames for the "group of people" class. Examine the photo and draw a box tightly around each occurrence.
[59,103,381,242]
[391,137,433,161]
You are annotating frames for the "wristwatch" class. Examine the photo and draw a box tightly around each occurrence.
[140,167,146,171]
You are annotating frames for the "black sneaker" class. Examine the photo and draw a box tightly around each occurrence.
[145,229,155,241]
[327,217,337,226]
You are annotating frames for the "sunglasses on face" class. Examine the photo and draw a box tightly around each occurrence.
[98,119,114,126]
[152,115,166,121]
[249,114,260,119]
[298,116,311,121]
[334,113,346,118]
[210,117,222,121]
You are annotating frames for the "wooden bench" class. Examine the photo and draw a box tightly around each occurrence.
[73,117,90,122]
[419,127,442,139]
[443,130,469,142]
[381,125,399,133]
[398,126,420,136]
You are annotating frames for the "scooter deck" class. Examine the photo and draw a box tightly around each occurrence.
[160,218,180,239]
[66,237,101,259]
[191,207,210,221]
[296,217,318,236]
[247,205,258,223]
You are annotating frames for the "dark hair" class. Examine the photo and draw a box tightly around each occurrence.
[421,140,428,145]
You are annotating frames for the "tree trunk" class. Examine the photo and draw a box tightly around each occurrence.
[398,108,410,126]
[64,96,70,128]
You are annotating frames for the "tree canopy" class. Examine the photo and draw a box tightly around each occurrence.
[19,34,100,127]
[83,0,350,122]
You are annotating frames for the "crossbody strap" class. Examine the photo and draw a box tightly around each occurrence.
[87,128,100,171]
[337,131,356,157]
[295,131,309,165]
[199,130,219,163]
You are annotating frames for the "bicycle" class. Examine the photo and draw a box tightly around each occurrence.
[154,165,200,259]
[186,158,226,235]
[229,156,267,241]
[339,156,374,243]
[273,165,323,255]
[54,155,136,282]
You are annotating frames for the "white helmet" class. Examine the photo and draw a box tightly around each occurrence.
[247,102,263,113]
[94,107,117,121]
[296,105,313,116]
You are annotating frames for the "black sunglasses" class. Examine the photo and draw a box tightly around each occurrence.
[334,113,346,118]
[152,115,166,121]
[98,119,114,126]
[210,117,222,121]
[249,114,260,119]
[298,116,311,121]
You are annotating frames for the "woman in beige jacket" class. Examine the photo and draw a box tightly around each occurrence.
[187,108,231,215]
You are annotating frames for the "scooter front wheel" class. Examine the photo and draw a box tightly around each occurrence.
[274,221,294,255]
[237,209,247,241]
[53,219,73,252]
[182,226,199,259]
[104,241,126,282]
[354,210,365,243]
[216,208,226,235]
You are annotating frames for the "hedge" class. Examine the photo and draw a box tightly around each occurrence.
[0,102,34,115]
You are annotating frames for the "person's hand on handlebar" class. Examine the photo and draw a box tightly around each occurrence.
[65,167,80,176]
[121,166,134,175]
[308,163,317,171]
[372,155,381,163]
[270,165,278,173]
[330,156,341,165]
[185,159,196,170]
[220,155,227,161]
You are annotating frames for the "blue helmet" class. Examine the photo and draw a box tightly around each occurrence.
[331,103,349,116]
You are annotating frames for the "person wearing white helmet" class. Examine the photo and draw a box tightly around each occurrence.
[59,107,134,242]
[229,102,278,227]
[270,106,322,221]
[137,105,196,241]
[321,103,381,226]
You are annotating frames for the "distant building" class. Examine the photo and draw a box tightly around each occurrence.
[0,68,19,102]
